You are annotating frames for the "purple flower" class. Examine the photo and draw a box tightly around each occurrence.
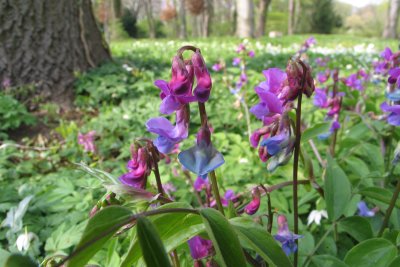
[318,119,340,140]
[274,215,303,256]
[232,57,241,66]
[236,43,246,53]
[248,50,255,58]
[317,71,329,84]
[244,188,261,215]
[313,88,328,108]
[192,51,213,103]
[381,47,393,61]
[344,74,363,91]
[211,189,237,207]
[119,147,150,189]
[155,56,196,114]
[381,102,400,126]
[212,63,222,72]
[388,67,400,87]
[260,132,289,156]
[194,176,209,191]
[188,236,214,260]
[357,201,377,217]
[178,127,225,177]
[78,131,96,152]
[146,106,189,153]
[315,57,328,67]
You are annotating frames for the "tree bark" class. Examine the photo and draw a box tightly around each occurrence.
[288,0,295,35]
[235,0,254,38]
[0,0,111,108]
[383,0,400,38]
[178,0,187,39]
[143,0,156,38]
[114,0,122,18]
[256,0,271,37]
[201,0,213,37]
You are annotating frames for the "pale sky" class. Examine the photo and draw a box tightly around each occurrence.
[337,0,385,8]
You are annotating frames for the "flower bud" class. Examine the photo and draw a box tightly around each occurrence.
[192,51,212,102]
[244,188,261,215]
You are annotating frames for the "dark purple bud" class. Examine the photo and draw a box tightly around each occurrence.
[192,51,212,103]
[245,188,261,215]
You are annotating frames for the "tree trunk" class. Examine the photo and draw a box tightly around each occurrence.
[235,0,254,38]
[201,0,213,37]
[114,0,122,18]
[143,0,156,38]
[178,0,187,39]
[383,0,400,38]
[0,0,111,108]
[288,0,295,35]
[256,0,271,37]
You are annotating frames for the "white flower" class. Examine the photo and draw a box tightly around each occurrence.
[307,210,328,226]
[122,64,133,72]
[1,195,33,233]
[16,232,37,252]
[239,158,249,164]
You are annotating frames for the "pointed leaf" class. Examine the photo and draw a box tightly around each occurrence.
[137,216,172,267]
[4,254,37,267]
[230,217,293,267]
[67,206,132,267]
[344,238,397,267]
[338,216,373,242]
[358,187,400,208]
[200,208,247,267]
[325,157,351,221]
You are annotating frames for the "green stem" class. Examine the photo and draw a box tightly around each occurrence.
[378,177,400,236]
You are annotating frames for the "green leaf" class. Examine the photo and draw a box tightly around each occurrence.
[200,208,247,267]
[358,187,400,208]
[302,122,331,143]
[311,255,348,267]
[389,256,400,267]
[121,202,203,267]
[67,206,133,267]
[136,216,172,267]
[344,238,397,267]
[230,217,293,267]
[4,254,37,267]
[226,201,238,219]
[325,157,352,221]
[338,216,373,242]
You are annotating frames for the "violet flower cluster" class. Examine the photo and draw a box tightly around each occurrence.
[342,69,369,91]
[313,69,343,139]
[376,47,400,126]
[250,59,315,171]
[231,42,254,94]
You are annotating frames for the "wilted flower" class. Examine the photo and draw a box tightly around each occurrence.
[357,201,378,217]
[274,215,303,256]
[307,210,328,225]
[78,131,96,153]
[188,236,214,260]
[178,127,225,177]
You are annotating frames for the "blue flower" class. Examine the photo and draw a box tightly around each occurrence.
[178,128,225,177]
[357,201,377,217]
[274,215,303,256]
[260,132,289,156]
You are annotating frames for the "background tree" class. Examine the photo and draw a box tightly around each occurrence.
[256,0,272,37]
[288,0,295,34]
[235,0,254,37]
[178,0,187,38]
[310,0,336,33]
[383,0,400,38]
[0,0,111,108]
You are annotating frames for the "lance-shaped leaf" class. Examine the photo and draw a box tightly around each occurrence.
[200,208,247,267]
[3,254,37,267]
[136,216,172,267]
[67,206,132,267]
[325,156,351,221]
[230,217,293,267]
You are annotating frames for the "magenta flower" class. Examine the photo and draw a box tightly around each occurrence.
[188,236,214,260]
[236,43,246,53]
[232,57,241,66]
[211,189,237,207]
[317,71,330,84]
[248,50,255,58]
[381,102,400,126]
[381,47,393,61]
[146,106,189,153]
[78,131,96,153]
[178,127,225,177]
[388,67,400,87]
[192,51,213,102]
[155,56,196,114]
[274,215,303,256]
[194,176,209,191]
[343,74,363,91]
[244,188,261,215]
[211,63,222,72]
[315,57,329,67]
[119,147,150,189]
